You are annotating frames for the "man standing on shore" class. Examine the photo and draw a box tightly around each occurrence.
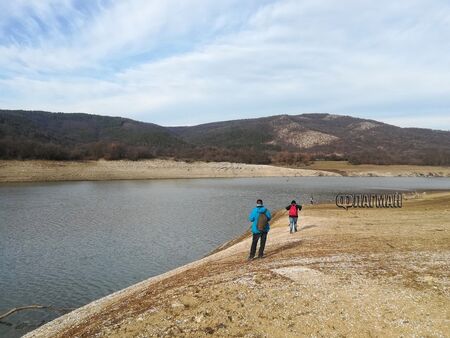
[248,199,271,260]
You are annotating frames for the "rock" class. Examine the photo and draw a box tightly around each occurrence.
[236,292,246,301]
[171,302,183,308]
[170,301,185,312]
[205,326,215,334]
[194,314,204,323]
[147,307,158,314]
[180,295,199,308]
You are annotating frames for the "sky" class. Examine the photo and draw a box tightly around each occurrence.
[0,0,449,129]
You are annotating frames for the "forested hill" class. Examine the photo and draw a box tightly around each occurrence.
[1,110,449,165]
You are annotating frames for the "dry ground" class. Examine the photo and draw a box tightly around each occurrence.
[0,160,337,183]
[1,160,449,183]
[26,192,450,337]
[298,160,450,177]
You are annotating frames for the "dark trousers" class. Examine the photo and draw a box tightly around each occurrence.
[249,232,268,258]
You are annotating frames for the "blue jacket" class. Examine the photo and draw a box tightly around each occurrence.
[249,206,271,234]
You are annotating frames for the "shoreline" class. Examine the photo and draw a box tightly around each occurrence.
[25,191,450,337]
[0,159,338,183]
[1,159,450,183]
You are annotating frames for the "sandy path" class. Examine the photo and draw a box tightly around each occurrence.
[25,192,450,337]
[0,160,338,183]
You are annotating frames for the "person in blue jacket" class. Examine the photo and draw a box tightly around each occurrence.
[248,199,271,260]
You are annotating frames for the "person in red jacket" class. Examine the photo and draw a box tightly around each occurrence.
[286,200,302,234]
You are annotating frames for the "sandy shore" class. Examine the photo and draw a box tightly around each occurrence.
[25,192,450,337]
[0,159,339,183]
[299,160,450,177]
[1,160,449,183]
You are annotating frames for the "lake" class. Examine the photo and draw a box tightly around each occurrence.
[1,177,450,337]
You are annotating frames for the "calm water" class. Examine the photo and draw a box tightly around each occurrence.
[1,177,450,337]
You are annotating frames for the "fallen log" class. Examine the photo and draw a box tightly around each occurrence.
[0,305,74,321]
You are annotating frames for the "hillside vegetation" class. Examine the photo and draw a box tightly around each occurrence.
[1,110,449,165]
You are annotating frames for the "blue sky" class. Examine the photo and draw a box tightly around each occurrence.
[0,0,449,129]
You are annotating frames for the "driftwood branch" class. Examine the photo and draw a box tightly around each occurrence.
[0,305,74,321]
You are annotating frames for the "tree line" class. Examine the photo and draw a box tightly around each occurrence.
[3,137,448,165]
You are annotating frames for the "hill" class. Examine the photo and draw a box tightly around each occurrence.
[1,110,449,165]
[170,114,450,165]
[0,110,187,160]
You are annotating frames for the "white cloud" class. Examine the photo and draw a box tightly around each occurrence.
[0,0,449,129]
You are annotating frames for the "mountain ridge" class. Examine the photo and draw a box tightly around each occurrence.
[1,109,449,165]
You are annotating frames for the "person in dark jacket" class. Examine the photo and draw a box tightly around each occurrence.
[248,199,271,260]
[286,200,302,233]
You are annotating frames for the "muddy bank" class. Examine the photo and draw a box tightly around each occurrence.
[25,192,450,337]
